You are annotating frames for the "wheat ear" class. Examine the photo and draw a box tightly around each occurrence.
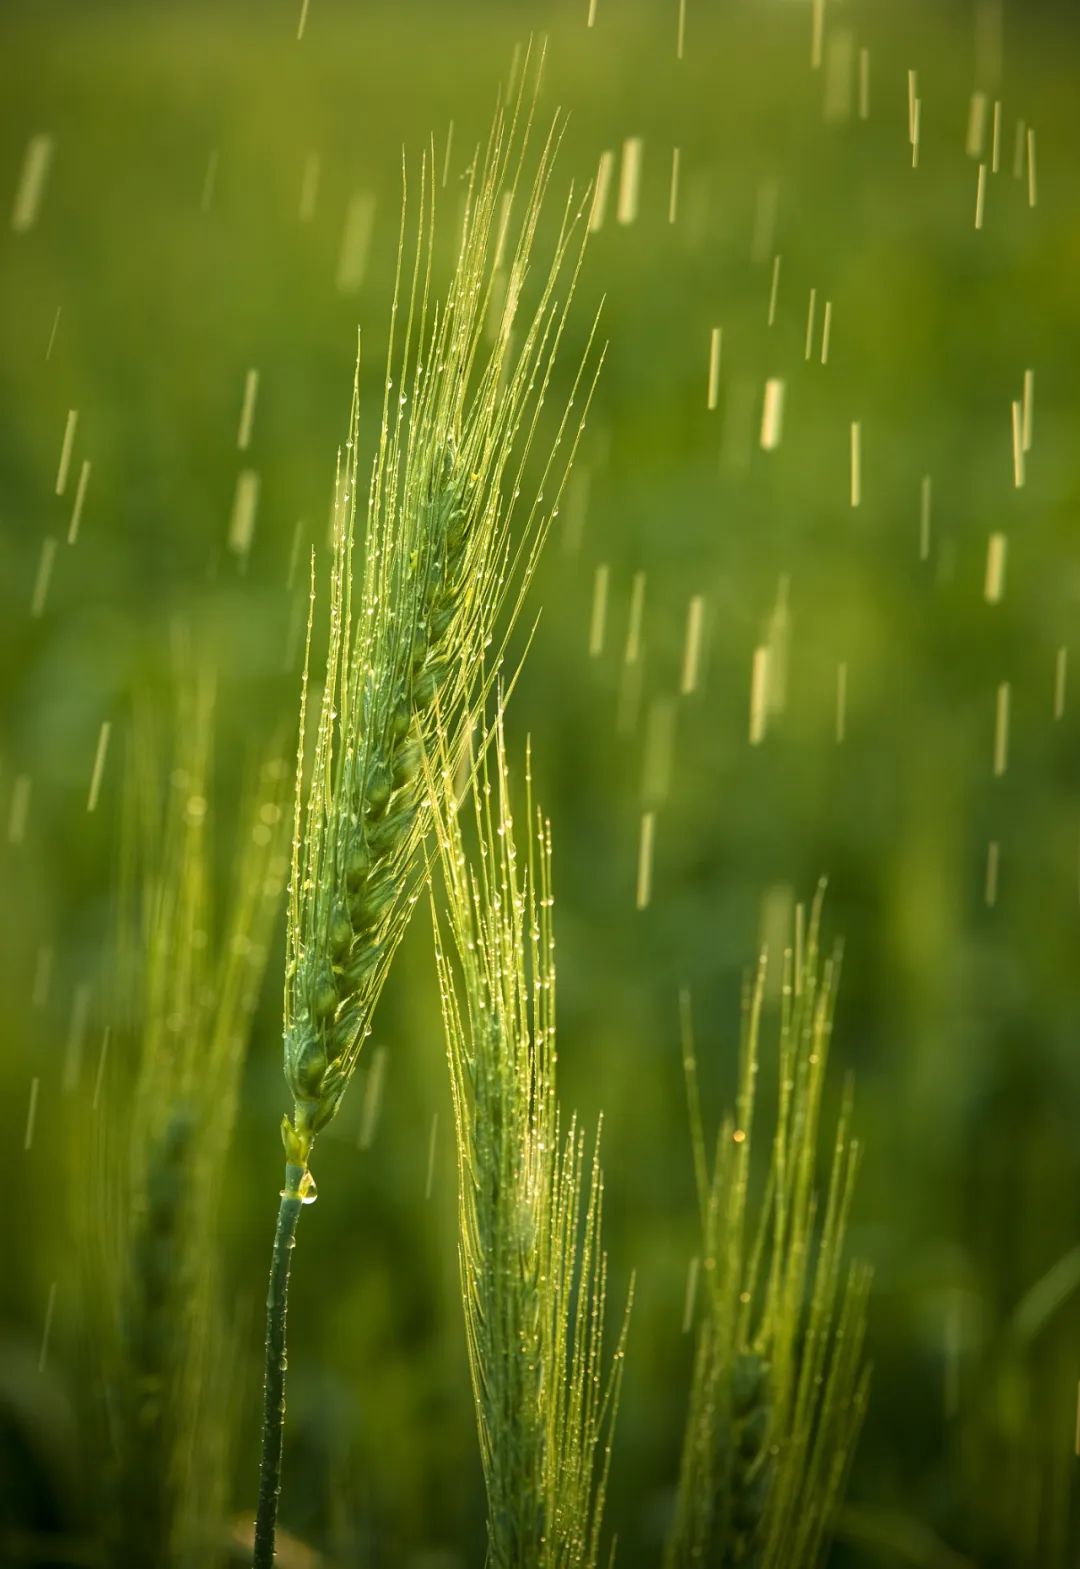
[81,674,286,1569]
[665,886,872,1568]
[254,60,601,1565]
[428,717,632,1567]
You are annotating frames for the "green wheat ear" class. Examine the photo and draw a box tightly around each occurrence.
[665,885,872,1569]
[280,58,601,1174]
[428,714,632,1569]
[254,55,602,1567]
[79,673,288,1569]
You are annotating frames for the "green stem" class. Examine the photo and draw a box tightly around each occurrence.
[252,1163,305,1569]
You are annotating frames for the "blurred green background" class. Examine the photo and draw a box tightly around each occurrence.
[4,0,1080,1563]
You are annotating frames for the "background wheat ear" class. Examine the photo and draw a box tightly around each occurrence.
[665,884,872,1569]
[76,670,288,1569]
[254,54,602,1567]
[427,713,632,1569]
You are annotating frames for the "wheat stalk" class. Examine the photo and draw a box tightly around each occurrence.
[253,61,601,1565]
[428,716,631,1567]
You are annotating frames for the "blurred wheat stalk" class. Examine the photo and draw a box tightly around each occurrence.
[429,718,632,1567]
[80,671,287,1568]
[666,887,872,1568]
[254,59,600,1565]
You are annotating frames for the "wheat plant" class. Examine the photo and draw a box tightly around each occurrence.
[254,67,600,1565]
[665,886,871,1568]
[80,673,287,1569]
[428,717,631,1568]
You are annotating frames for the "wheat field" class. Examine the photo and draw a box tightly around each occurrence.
[4,2,1080,1565]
